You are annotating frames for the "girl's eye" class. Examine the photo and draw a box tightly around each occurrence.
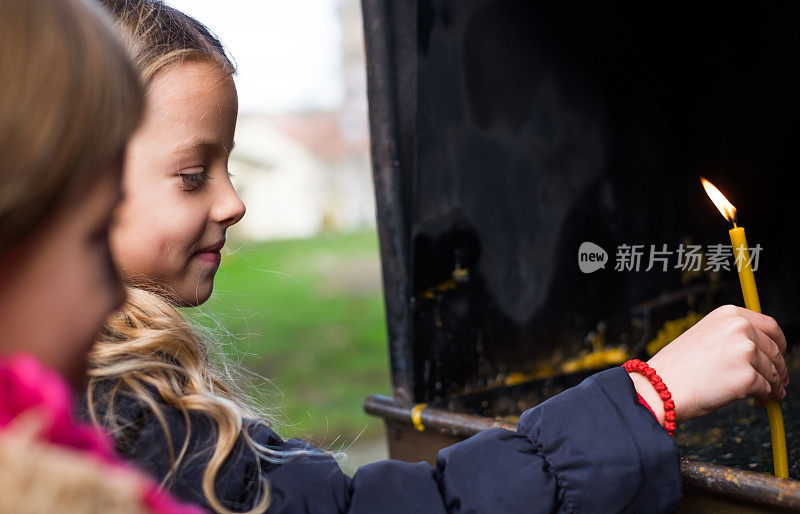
[179,168,209,191]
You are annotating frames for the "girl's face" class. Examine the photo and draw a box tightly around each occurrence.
[0,172,124,387]
[111,61,245,306]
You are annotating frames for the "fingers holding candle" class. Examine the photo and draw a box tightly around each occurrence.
[731,307,789,389]
[752,327,789,391]
[711,306,788,392]
[734,307,788,356]
[645,304,789,423]
[748,345,786,406]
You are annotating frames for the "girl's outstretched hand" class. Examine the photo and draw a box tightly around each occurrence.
[630,305,788,426]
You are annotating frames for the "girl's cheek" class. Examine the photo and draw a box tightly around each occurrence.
[143,207,207,274]
[110,191,209,281]
[169,201,211,245]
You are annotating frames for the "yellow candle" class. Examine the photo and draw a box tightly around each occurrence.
[702,177,789,478]
[729,227,760,312]
[729,225,789,478]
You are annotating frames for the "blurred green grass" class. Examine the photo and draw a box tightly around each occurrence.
[185,230,390,446]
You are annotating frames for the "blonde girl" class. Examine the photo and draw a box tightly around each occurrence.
[87,1,789,513]
[85,2,273,513]
[0,0,198,511]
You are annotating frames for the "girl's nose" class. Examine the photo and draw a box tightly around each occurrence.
[212,178,246,227]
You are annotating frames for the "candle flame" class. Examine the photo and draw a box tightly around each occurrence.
[700,177,737,224]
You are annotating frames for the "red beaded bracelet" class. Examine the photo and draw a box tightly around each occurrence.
[623,359,677,437]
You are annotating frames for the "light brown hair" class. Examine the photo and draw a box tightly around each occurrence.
[0,0,143,506]
[0,0,143,245]
[101,0,235,84]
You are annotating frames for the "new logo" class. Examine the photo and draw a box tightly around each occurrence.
[578,242,608,274]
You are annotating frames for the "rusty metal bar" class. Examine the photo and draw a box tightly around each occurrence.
[365,394,515,438]
[680,459,800,511]
[365,394,800,509]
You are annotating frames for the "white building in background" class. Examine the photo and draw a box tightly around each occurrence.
[228,0,375,242]
[229,111,375,241]
[229,116,325,240]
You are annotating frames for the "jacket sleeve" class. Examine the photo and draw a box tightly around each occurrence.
[266,367,681,513]
[103,367,681,513]
[513,366,681,513]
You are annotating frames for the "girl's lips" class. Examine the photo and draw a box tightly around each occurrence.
[193,239,225,264]
[194,250,221,264]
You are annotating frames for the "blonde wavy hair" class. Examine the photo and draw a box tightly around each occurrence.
[87,288,275,513]
[0,0,143,245]
[84,2,308,513]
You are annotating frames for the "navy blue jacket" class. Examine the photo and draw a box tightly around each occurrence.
[86,367,681,513]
